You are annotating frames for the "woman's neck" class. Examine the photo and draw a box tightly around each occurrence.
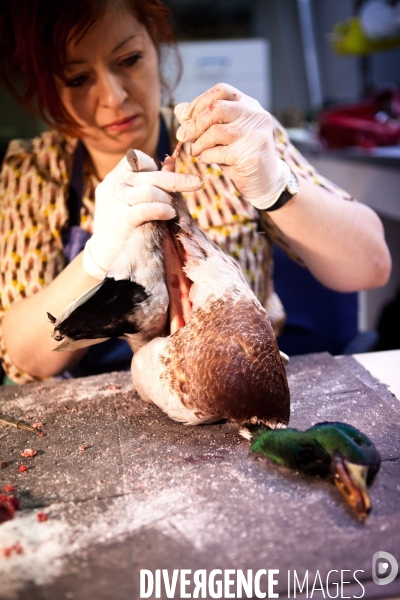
[82,122,160,181]
[83,148,125,181]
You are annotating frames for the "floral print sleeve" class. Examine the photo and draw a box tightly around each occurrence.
[259,117,354,264]
[0,132,75,383]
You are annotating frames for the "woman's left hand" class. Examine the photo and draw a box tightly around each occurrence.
[174,83,291,210]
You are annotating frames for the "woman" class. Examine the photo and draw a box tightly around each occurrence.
[0,0,391,384]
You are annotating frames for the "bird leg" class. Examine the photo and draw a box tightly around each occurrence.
[160,141,183,172]
[333,457,371,519]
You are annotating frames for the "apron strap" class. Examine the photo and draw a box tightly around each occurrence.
[62,140,90,265]
[67,139,85,227]
[157,113,171,165]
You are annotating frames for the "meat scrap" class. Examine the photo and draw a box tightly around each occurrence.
[37,512,49,522]
[79,444,93,451]
[0,494,19,524]
[3,485,17,492]
[1,462,7,468]
[18,465,28,473]
[0,413,42,435]
[31,422,43,429]
[21,449,36,458]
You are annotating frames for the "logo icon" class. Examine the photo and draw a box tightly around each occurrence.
[372,551,399,586]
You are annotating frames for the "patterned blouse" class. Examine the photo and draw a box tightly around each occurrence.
[0,109,352,383]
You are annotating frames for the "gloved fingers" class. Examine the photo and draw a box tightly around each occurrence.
[195,130,272,167]
[117,183,175,207]
[120,170,203,193]
[194,140,244,168]
[176,99,243,143]
[129,202,176,227]
[174,102,190,124]
[190,122,246,157]
[174,83,242,123]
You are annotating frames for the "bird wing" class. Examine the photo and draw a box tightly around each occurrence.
[53,282,104,329]
[51,277,150,350]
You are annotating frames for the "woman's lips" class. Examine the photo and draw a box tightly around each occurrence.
[103,115,137,132]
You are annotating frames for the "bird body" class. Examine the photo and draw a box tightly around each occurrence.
[131,194,290,426]
[51,186,290,427]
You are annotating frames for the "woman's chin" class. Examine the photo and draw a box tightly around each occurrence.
[85,128,147,155]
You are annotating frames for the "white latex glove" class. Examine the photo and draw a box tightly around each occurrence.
[174,83,291,210]
[83,150,203,280]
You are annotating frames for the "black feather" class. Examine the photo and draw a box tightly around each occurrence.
[54,278,148,340]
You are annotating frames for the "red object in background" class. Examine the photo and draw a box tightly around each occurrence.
[319,87,400,149]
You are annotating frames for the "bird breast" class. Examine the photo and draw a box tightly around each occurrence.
[131,193,290,427]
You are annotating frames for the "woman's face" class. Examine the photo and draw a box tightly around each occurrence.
[56,6,161,159]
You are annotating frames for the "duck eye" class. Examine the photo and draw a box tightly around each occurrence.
[352,434,368,447]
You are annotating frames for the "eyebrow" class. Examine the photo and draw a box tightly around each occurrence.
[65,34,139,66]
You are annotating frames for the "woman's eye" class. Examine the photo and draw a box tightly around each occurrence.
[120,52,142,67]
[65,75,89,88]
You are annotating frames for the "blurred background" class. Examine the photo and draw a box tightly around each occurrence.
[1,0,399,354]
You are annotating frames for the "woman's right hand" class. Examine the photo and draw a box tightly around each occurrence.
[83,150,203,280]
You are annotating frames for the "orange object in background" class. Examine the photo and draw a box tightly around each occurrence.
[319,87,400,149]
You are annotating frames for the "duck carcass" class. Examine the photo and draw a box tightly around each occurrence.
[50,150,290,428]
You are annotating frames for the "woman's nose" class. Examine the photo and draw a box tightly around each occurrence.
[98,71,128,108]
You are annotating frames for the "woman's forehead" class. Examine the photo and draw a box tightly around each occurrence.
[66,6,146,61]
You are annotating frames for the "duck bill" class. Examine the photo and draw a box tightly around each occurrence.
[333,458,371,520]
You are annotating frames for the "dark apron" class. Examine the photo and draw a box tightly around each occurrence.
[61,115,171,378]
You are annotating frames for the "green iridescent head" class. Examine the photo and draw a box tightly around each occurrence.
[250,421,381,519]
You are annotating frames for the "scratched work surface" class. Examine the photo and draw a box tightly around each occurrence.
[0,353,399,600]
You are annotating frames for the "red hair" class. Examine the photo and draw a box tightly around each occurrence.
[0,0,180,136]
